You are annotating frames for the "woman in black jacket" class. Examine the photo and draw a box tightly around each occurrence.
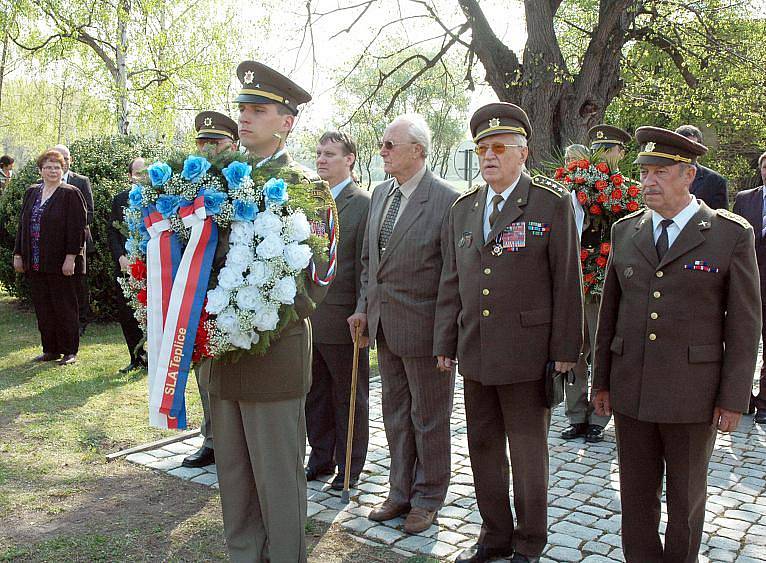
[13,150,87,365]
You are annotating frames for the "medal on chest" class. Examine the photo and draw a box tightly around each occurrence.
[494,222,526,254]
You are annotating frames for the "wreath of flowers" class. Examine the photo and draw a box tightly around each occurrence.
[554,157,643,297]
[119,151,333,361]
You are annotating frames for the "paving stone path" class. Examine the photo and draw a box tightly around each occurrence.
[126,373,766,562]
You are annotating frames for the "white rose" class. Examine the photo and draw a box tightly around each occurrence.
[229,221,256,246]
[284,211,312,242]
[227,244,254,271]
[251,331,260,345]
[228,329,252,350]
[205,286,230,315]
[246,260,275,286]
[283,243,312,271]
[235,285,266,312]
[217,265,244,290]
[216,307,240,333]
[253,305,280,332]
[253,209,283,237]
[271,276,297,305]
[256,233,285,260]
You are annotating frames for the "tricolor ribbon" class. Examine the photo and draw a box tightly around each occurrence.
[309,206,337,286]
[149,196,218,429]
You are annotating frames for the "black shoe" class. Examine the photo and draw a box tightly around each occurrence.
[755,410,766,424]
[119,361,141,373]
[455,544,513,563]
[58,354,77,366]
[560,423,587,440]
[305,465,334,481]
[511,554,540,563]
[182,446,215,468]
[585,424,605,443]
[330,472,359,490]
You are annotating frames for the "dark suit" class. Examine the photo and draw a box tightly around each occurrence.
[356,167,459,511]
[108,190,144,364]
[434,174,583,556]
[593,203,760,562]
[65,170,94,326]
[306,180,371,479]
[733,185,766,410]
[691,164,728,210]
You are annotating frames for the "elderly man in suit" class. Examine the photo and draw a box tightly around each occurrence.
[347,113,459,534]
[435,103,583,563]
[732,149,766,424]
[675,125,728,210]
[593,127,761,563]
[306,130,371,490]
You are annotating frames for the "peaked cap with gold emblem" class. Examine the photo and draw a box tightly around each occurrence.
[588,124,631,148]
[234,61,311,116]
[194,111,238,141]
[470,102,532,143]
[634,126,707,166]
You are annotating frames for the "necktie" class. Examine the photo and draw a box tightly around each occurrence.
[655,219,674,260]
[378,188,402,255]
[489,194,504,228]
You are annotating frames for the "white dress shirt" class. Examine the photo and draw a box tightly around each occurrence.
[330,177,353,201]
[483,175,522,240]
[651,195,700,249]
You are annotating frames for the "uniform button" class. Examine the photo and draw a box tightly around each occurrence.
[482,309,490,317]
[484,268,491,275]
[653,291,661,299]
[649,333,657,341]
[656,271,664,278]
[482,288,490,296]
[650,312,658,320]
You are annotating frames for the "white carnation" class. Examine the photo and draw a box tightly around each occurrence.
[256,233,285,260]
[246,260,274,286]
[217,266,244,290]
[235,285,266,312]
[251,331,260,345]
[216,307,240,333]
[229,221,256,246]
[228,329,252,350]
[271,276,297,304]
[283,243,312,271]
[227,244,254,271]
[253,305,280,332]
[284,211,312,242]
[205,286,231,315]
[253,209,283,237]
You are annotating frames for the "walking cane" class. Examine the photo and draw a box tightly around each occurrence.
[341,322,362,504]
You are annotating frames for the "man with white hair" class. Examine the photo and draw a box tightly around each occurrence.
[348,113,459,534]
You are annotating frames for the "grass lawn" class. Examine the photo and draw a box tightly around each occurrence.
[0,291,430,562]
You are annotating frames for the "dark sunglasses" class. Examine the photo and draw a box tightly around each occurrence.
[378,141,417,150]
[474,143,523,157]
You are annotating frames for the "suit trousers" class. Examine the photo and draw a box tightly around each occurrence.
[565,300,611,426]
[464,378,550,556]
[76,271,90,326]
[305,343,370,477]
[114,275,143,362]
[751,290,766,411]
[194,359,213,449]
[27,271,80,356]
[614,412,716,563]
[210,395,307,563]
[377,326,454,511]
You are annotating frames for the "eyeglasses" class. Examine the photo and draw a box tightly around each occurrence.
[474,143,524,157]
[41,165,62,171]
[378,140,417,151]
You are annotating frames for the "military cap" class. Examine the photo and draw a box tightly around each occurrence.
[195,111,238,141]
[470,102,532,143]
[234,61,311,116]
[588,124,631,148]
[634,126,707,166]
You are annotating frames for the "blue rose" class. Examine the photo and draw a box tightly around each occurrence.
[263,177,288,205]
[232,199,258,222]
[156,194,182,218]
[126,213,141,231]
[139,237,148,254]
[128,184,144,209]
[148,162,173,187]
[137,220,149,238]
[201,188,227,215]
[222,161,253,190]
[125,238,137,254]
[181,155,212,184]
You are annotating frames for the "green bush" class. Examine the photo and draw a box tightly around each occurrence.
[0,136,171,320]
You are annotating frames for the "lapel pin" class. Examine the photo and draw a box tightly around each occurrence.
[698,220,709,227]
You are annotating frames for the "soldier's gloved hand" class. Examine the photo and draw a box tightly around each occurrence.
[437,356,456,373]
[713,407,741,433]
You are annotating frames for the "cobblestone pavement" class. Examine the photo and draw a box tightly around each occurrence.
[126,374,766,562]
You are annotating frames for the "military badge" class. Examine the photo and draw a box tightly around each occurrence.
[459,231,473,248]
[203,117,213,127]
[596,130,605,139]
[684,260,719,273]
[489,117,501,128]
[645,141,656,152]
[624,266,634,278]
[243,70,255,84]
[492,244,503,256]
[498,222,526,252]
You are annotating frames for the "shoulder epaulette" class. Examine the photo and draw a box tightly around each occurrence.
[613,208,646,225]
[453,185,481,206]
[532,175,568,198]
[717,209,750,229]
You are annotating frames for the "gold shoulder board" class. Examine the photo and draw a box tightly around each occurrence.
[718,209,750,229]
[453,184,481,206]
[532,175,567,198]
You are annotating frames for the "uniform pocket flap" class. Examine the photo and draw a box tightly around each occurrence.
[519,308,552,327]
[610,336,624,355]
[689,344,723,363]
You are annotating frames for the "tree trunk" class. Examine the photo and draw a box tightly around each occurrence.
[116,0,130,134]
[0,27,8,115]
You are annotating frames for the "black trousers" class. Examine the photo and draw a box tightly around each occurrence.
[751,289,766,411]
[77,271,90,326]
[27,271,80,356]
[115,273,143,362]
[305,343,370,478]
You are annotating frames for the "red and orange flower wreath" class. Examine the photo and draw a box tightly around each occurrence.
[554,158,643,296]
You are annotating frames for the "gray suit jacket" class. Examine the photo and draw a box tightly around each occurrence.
[355,168,459,357]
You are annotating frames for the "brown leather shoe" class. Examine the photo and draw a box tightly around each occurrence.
[368,499,410,522]
[404,507,437,534]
